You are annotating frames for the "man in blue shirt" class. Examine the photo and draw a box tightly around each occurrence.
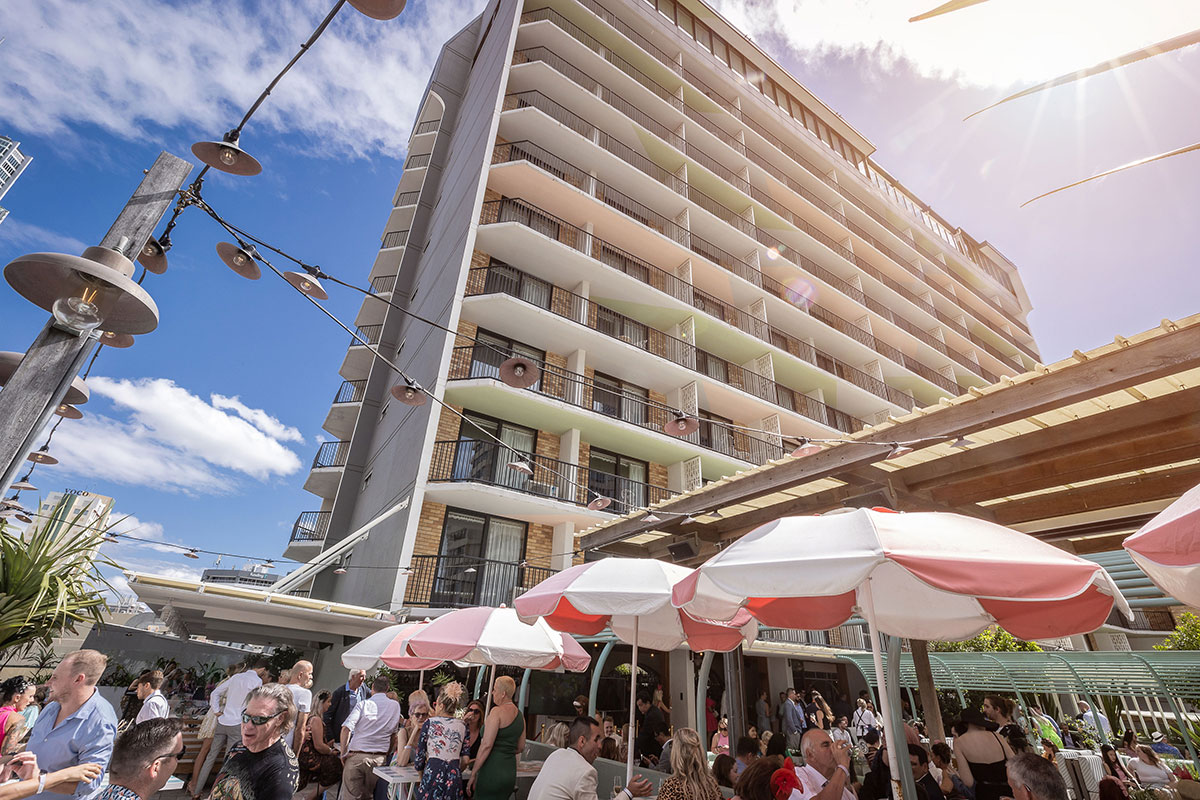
[27,649,119,800]
[1149,731,1183,759]
[784,687,807,752]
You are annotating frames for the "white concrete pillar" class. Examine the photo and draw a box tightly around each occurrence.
[552,522,575,572]
[670,649,697,731]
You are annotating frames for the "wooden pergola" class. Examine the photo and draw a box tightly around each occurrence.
[578,312,1200,743]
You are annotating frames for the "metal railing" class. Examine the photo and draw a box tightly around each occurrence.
[333,380,367,404]
[510,22,1036,361]
[405,152,431,169]
[492,135,962,397]
[465,252,864,434]
[311,440,350,469]
[290,511,331,544]
[413,118,441,136]
[428,439,674,510]
[394,190,420,207]
[381,229,409,249]
[563,0,1034,342]
[369,274,397,294]
[759,625,868,650]
[448,345,786,465]
[350,325,382,347]
[404,553,556,609]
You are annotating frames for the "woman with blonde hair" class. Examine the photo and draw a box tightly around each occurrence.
[542,721,569,749]
[468,675,526,800]
[658,728,722,800]
[415,682,468,800]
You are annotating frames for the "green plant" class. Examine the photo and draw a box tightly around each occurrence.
[27,642,60,684]
[1153,612,1200,651]
[930,627,1042,652]
[0,497,119,656]
[265,646,303,679]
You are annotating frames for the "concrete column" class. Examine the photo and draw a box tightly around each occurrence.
[567,349,586,406]
[552,521,575,571]
[669,649,697,731]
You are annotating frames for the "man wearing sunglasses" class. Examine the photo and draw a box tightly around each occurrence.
[210,685,299,800]
[98,718,184,800]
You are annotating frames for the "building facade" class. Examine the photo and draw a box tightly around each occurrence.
[0,136,32,226]
[280,0,1039,616]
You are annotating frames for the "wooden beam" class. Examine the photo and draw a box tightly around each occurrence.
[990,462,1200,525]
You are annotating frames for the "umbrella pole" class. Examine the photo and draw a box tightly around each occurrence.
[860,580,902,800]
[418,670,424,691]
[627,617,639,784]
[485,664,496,714]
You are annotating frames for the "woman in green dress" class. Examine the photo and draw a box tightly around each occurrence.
[467,676,526,800]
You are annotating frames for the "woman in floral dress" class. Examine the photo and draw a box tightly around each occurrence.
[415,682,467,800]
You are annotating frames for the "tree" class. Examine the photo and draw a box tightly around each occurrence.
[0,497,118,657]
[930,627,1042,652]
[1153,612,1200,651]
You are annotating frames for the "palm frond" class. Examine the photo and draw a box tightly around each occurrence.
[1021,139,1200,206]
[909,0,990,23]
[967,27,1200,120]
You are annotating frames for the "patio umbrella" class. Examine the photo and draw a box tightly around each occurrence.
[514,558,758,782]
[672,508,1130,800]
[341,621,442,689]
[1124,481,1200,607]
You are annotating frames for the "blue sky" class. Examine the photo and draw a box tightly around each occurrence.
[2,0,1199,599]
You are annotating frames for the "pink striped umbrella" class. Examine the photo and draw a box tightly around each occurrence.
[343,621,442,672]
[1125,481,1200,607]
[401,605,590,670]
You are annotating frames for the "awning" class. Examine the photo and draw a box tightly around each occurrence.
[127,572,394,651]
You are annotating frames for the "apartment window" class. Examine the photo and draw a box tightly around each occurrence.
[595,306,648,349]
[676,5,694,37]
[712,37,728,65]
[729,50,745,77]
[695,24,711,52]
[471,329,545,390]
[453,412,537,491]
[588,448,649,510]
[592,372,649,427]
[433,509,527,607]
[485,260,552,309]
[698,410,734,455]
[657,0,676,23]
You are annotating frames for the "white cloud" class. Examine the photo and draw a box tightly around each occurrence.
[0,0,486,158]
[0,218,88,255]
[211,394,305,443]
[45,377,303,493]
[709,0,1200,87]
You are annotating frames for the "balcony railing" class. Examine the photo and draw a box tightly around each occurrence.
[350,325,382,347]
[381,229,409,249]
[404,152,431,169]
[509,26,1035,362]
[465,254,863,434]
[333,380,367,405]
[558,0,1034,343]
[428,439,674,511]
[493,137,963,397]
[412,118,441,136]
[448,344,786,465]
[403,553,555,609]
[311,440,350,470]
[369,274,397,294]
[394,190,420,207]
[759,625,868,650]
[290,511,331,544]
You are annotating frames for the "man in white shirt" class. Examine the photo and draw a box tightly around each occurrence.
[793,729,855,800]
[134,671,170,724]
[193,656,270,794]
[285,660,314,753]
[339,676,401,800]
[528,716,651,800]
[1077,702,1112,739]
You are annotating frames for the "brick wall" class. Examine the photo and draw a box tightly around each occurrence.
[466,249,490,295]
[525,523,554,568]
[435,405,463,443]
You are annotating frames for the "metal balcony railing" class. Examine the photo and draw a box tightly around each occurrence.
[369,274,397,294]
[311,441,350,470]
[403,553,556,609]
[428,439,674,511]
[509,25,1036,361]
[404,152,431,169]
[448,345,786,465]
[290,511,331,544]
[465,254,864,434]
[394,191,420,207]
[350,325,382,347]
[333,380,367,405]
[759,625,868,650]
[412,118,441,136]
[492,137,964,398]
[381,230,409,250]
[558,0,1034,342]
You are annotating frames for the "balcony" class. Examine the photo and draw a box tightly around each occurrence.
[284,511,330,560]
[464,258,864,434]
[402,553,555,610]
[758,625,868,651]
[340,324,383,380]
[446,344,786,469]
[323,380,367,440]
[490,137,966,398]
[507,26,1035,366]
[303,441,349,499]
[428,438,673,514]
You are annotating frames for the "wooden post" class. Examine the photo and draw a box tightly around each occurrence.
[0,152,191,494]
[911,639,945,742]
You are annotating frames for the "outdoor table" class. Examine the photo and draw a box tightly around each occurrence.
[373,765,421,800]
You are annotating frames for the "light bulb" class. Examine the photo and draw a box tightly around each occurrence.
[232,251,250,267]
[219,146,239,166]
[52,292,104,332]
[299,278,314,292]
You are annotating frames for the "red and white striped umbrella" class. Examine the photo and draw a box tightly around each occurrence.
[400,605,591,671]
[342,621,442,672]
[1125,481,1200,607]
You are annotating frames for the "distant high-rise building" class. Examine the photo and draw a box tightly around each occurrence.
[0,136,32,226]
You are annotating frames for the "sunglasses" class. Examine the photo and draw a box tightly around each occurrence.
[242,710,285,726]
[156,746,187,763]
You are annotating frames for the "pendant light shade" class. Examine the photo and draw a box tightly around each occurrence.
[587,496,612,511]
[11,480,37,492]
[886,444,914,460]
[284,271,328,300]
[790,441,823,458]
[390,383,426,406]
[507,460,534,476]
[54,404,83,420]
[499,356,539,388]
[99,331,135,348]
[348,0,407,19]
[184,549,200,559]
[216,242,261,280]
[663,415,700,437]
[14,514,31,524]
[27,446,57,465]
[192,131,262,177]
[137,237,168,274]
